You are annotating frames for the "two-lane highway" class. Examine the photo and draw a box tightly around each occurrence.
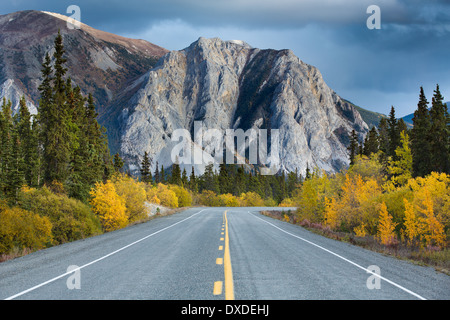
[1,207,449,300]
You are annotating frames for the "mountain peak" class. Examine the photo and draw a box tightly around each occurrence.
[0,10,168,114]
[109,37,368,175]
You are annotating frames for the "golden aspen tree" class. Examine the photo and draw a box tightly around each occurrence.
[377,202,398,246]
[90,181,128,232]
[403,198,420,246]
[419,189,446,248]
[323,197,339,230]
[354,223,367,237]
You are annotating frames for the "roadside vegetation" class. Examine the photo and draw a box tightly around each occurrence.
[0,30,448,274]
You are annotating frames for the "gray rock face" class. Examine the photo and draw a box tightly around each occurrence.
[111,37,368,176]
[0,10,167,115]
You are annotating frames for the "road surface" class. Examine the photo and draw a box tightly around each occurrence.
[1,207,449,300]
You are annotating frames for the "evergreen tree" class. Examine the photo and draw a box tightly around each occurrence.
[188,166,197,193]
[411,86,431,177]
[113,153,124,172]
[201,162,218,193]
[0,99,13,197]
[218,163,231,194]
[6,131,24,203]
[347,129,359,166]
[181,168,188,187]
[429,84,449,173]
[41,30,72,184]
[305,163,311,180]
[16,96,39,187]
[286,169,299,197]
[160,165,165,183]
[363,126,379,156]
[387,106,400,160]
[248,170,263,197]
[154,161,160,183]
[235,165,246,196]
[378,117,389,157]
[170,159,182,186]
[140,151,152,183]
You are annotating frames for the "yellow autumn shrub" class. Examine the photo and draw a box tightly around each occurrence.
[90,180,128,232]
[0,201,53,255]
[112,174,147,223]
[218,193,239,207]
[170,185,192,207]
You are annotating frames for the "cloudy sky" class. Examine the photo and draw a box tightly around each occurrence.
[2,0,449,117]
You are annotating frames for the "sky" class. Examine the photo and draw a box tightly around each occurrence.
[2,0,449,117]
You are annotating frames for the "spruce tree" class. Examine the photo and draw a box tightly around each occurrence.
[113,153,124,172]
[218,163,231,194]
[154,161,160,183]
[378,117,389,157]
[160,165,165,183]
[41,30,72,184]
[363,126,379,156]
[181,168,188,187]
[429,84,449,173]
[0,98,13,197]
[387,106,400,160]
[347,129,359,166]
[170,158,182,186]
[16,96,39,187]
[140,151,152,183]
[189,166,197,193]
[411,86,431,177]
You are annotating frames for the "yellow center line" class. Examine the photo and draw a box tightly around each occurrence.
[213,281,223,295]
[223,210,235,300]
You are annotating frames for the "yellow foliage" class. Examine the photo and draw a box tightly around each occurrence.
[90,181,128,232]
[112,174,147,223]
[218,193,239,207]
[418,189,446,248]
[403,198,420,245]
[377,202,398,246]
[0,202,53,254]
[239,192,264,207]
[170,185,192,207]
[198,190,221,206]
[150,194,160,205]
[279,198,295,207]
[323,197,339,230]
[354,223,367,237]
[146,183,178,208]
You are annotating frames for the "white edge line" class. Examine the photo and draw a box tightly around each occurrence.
[248,211,427,300]
[5,209,206,300]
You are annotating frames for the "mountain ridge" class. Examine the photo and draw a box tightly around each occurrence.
[0,10,168,114]
[103,36,369,176]
[0,11,371,176]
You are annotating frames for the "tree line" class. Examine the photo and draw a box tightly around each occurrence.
[347,84,449,179]
[141,152,305,205]
[0,31,122,204]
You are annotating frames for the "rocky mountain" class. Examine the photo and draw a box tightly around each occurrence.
[0,11,369,176]
[103,37,369,176]
[0,10,168,114]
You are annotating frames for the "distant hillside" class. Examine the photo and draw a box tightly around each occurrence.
[342,99,387,128]
[401,101,449,127]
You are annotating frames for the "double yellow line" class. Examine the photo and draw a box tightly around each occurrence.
[214,210,234,300]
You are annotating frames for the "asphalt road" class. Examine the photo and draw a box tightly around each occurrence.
[0,207,449,300]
